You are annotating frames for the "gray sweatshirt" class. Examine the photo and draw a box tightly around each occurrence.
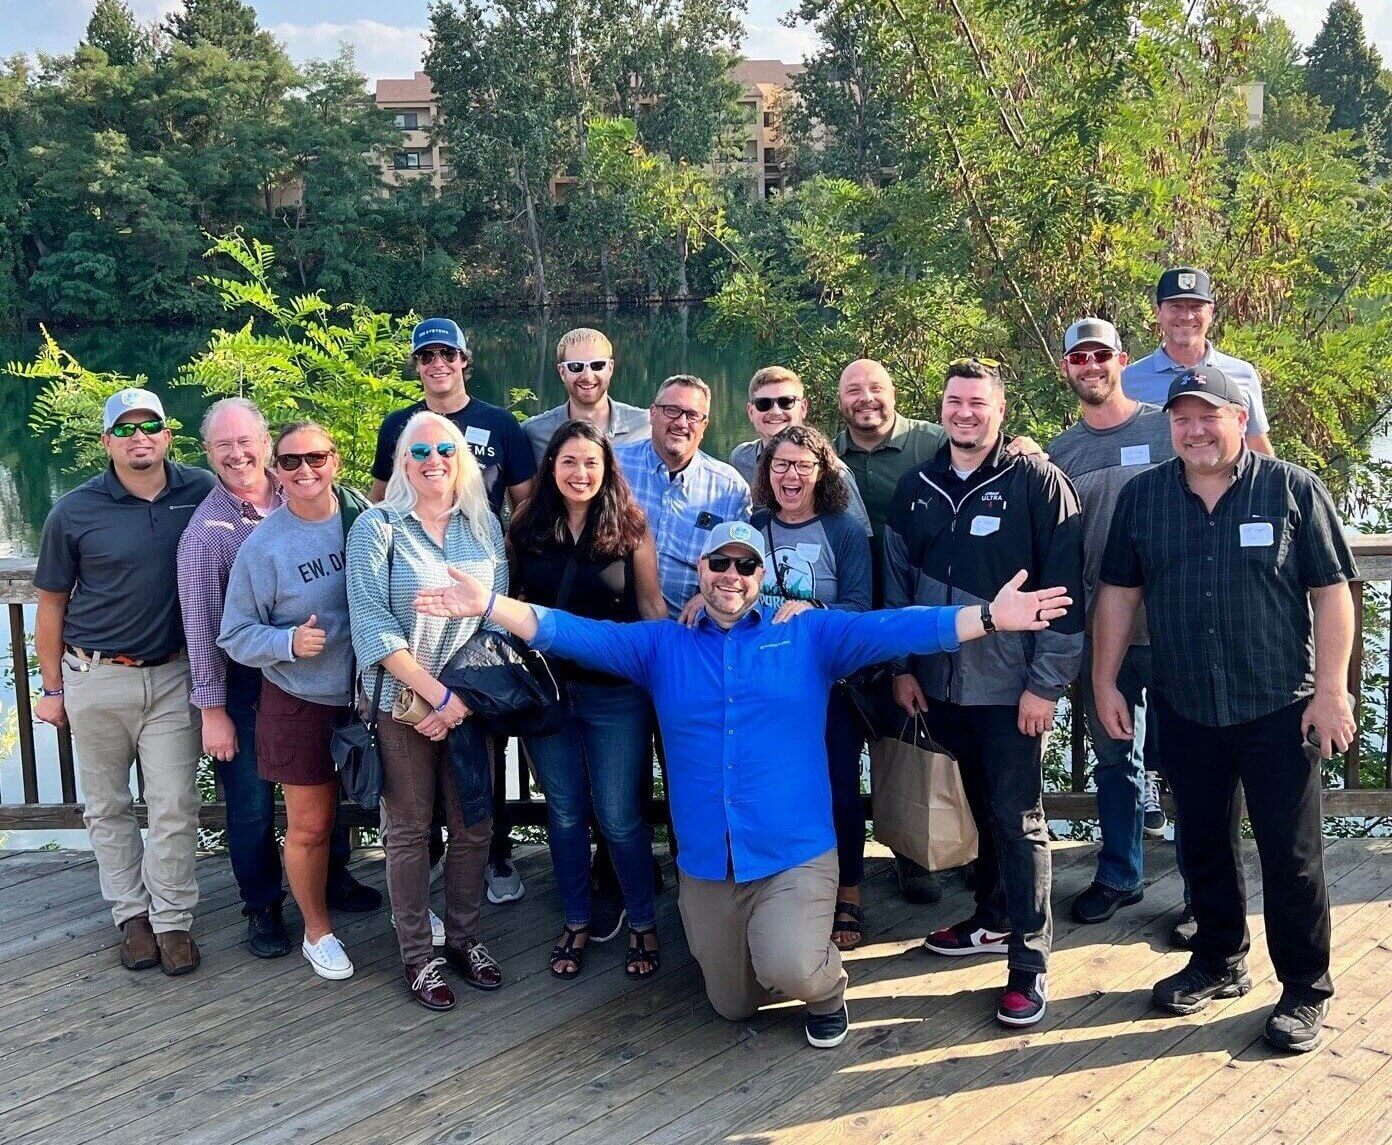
[218,506,355,706]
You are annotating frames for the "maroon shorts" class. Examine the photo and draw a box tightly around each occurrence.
[255,678,346,787]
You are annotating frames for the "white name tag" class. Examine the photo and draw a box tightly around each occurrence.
[1120,444,1151,467]
[464,425,491,447]
[795,542,822,564]
[1240,521,1274,547]
[970,515,1001,537]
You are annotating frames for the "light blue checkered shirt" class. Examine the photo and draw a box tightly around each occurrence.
[1122,343,1271,436]
[614,440,752,617]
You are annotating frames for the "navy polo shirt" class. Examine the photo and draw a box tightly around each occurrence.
[35,461,215,660]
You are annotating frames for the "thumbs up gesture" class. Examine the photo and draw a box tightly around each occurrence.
[292,614,327,659]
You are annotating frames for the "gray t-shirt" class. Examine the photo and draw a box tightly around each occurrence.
[522,398,650,464]
[730,438,873,536]
[750,509,872,613]
[1048,403,1173,642]
[218,506,355,706]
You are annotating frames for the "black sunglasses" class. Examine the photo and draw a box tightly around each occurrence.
[706,554,762,575]
[109,419,166,439]
[562,359,611,374]
[275,450,335,471]
[752,395,800,412]
[414,347,464,365]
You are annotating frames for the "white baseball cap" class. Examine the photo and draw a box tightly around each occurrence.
[102,388,167,432]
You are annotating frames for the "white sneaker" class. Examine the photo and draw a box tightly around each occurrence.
[302,933,354,980]
[390,910,446,946]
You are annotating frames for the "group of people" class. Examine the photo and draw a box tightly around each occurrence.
[31,264,1357,1056]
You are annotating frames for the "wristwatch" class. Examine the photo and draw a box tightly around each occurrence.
[979,603,997,635]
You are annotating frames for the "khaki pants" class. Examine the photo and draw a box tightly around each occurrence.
[678,848,846,1020]
[63,655,202,933]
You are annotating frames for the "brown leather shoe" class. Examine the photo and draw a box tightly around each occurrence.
[405,958,456,1011]
[443,941,503,991]
[156,929,201,976]
[119,915,160,971]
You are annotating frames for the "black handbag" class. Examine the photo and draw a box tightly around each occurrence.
[439,629,565,738]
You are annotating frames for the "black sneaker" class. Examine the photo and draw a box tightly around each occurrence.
[326,872,383,913]
[1264,991,1330,1053]
[1142,771,1167,837]
[1152,960,1253,1015]
[1169,907,1198,949]
[1071,881,1143,924]
[589,892,628,944]
[246,904,292,959]
[895,856,943,904]
[997,970,1047,1027]
[805,1003,850,1048]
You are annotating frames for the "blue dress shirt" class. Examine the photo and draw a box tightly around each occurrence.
[1122,343,1271,436]
[531,603,963,883]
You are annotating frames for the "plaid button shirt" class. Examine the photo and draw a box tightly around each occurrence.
[176,478,285,709]
[614,440,751,617]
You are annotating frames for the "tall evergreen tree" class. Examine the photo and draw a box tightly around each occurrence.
[84,0,145,66]
[1304,0,1390,165]
[163,0,269,57]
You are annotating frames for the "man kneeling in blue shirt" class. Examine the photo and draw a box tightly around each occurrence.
[416,521,1071,1048]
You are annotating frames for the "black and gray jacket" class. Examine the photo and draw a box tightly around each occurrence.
[882,435,1085,706]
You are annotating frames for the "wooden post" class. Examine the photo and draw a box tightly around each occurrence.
[9,603,38,804]
[1345,579,1364,790]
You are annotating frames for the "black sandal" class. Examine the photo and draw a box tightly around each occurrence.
[625,925,659,979]
[550,925,588,979]
[832,901,864,951]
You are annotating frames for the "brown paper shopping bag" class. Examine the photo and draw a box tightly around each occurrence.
[870,715,979,872]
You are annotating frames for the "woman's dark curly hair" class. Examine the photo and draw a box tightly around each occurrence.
[752,425,850,516]
[508,420,648,558]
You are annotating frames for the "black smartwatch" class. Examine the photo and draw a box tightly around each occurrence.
[979,603,997,634]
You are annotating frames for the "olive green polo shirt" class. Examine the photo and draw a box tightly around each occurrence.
[835,414,947,538]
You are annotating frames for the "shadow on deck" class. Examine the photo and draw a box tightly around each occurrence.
[1,836,1390,1144]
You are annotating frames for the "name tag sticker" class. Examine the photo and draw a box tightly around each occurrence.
[970,515,1001,537]
[795,542,822,564]
[1240,521,1275,548]
[464,426,491,447]
[1120,444,1151,467]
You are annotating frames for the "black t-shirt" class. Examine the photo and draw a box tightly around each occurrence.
[371,398,537,517]
[514,532,640,686]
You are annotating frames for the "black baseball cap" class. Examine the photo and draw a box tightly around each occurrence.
[1156,266,1213,304]
[1163,366,1248,411]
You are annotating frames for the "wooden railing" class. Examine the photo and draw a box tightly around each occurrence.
[4,536,1391,831]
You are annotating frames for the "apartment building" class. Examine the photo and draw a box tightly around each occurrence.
[727,58,803,199]
[374,71,451,192]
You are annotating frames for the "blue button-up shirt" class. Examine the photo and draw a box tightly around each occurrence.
[1122,343,1271,436]
[531,603,963,883]
[614,440,752,616]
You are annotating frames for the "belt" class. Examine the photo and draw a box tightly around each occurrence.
[65,646,185,668]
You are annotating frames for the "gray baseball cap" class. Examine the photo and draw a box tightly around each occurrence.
[698,520,767,564]
[1063,318,1122,353]
[102,388,166,432]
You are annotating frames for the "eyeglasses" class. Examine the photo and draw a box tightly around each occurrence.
[408,441,459,461]
[706,554,761,575]
[752,395,800,413]
[275,450,335,471]
[949,356,1002,370]
[562,359,611,374]
[1063,348,1117,366]
[769,458,820,476]
[655,404,708,425]
[414,347,463,365]
[109,419,166,439]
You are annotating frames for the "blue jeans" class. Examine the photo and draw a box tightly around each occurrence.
[524,680,656,929]
[223,664,351,911]
[1081,644,1149,893]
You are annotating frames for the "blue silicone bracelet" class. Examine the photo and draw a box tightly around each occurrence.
[433,688,453,713]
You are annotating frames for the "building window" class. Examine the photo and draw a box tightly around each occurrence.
[764,147,777,165]
[763,112,774,129]
[393,151,433,170]
[394,112,421,130]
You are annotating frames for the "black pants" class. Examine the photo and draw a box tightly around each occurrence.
[489,734,513,863]
[1153,696,1333,1000]
[826,687,867,888]
[925,699,1052,973]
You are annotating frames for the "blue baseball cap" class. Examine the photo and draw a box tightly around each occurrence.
[411,318,469,355]
[699,521,767,565]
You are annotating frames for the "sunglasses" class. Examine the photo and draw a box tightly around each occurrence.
[409,441,459,462]
[770,458,820,476]
[655,404,708,425]
[706,554,762,576]
[1063,348,1117,366]
[562,359,611,374]
[949,356,1003,370]
[275,450,335,471]
[414,347,463,365]
[752,395,800,413]
[109,419,166,439]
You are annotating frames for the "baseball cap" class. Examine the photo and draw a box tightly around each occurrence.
[699,521,767,565]
[411,318,469,355]
[1163,366,1248,411]
[1063,318,1122,353]
[102,388,166,433]
[1156,267,1214,304]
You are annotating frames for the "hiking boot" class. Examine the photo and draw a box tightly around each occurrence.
[1152,960,1252,1015]
[1264,991,1329,1053]
[119,915,160,971]
[156,930,201,977]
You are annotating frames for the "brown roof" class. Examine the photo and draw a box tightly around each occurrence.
[375,72,435,104]
[729,59,803,90]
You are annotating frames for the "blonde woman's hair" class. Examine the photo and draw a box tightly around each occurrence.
[556,327,612,361]
[380,411,496,550]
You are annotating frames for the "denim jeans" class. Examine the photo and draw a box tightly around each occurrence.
[222,663,350,912]
[524,680,656,929]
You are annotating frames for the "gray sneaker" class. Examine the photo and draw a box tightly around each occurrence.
[1143,772,1167,837]
[486,858,525,905]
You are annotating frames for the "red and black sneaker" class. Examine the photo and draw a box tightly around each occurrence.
[920,917,1011,957]
[996,970,1047,1027]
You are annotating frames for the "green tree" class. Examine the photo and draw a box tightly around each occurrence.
[1304,0,1391,169]
[84,0,148,67]
[162,0,278,61]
